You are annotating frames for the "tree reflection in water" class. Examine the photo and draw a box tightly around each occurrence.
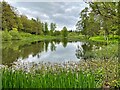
[61,38,68,48]
[75,43,93,60]
[75,45,84,59]
[2,40,59,66]
[2,40,94,66]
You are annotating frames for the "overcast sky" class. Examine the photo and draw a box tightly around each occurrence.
[6,1,88,30]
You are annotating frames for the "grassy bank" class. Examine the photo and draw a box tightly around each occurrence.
[1,30,119,43]
[89,35,119,43]
[1,31,62,42]
[1,31,86,43]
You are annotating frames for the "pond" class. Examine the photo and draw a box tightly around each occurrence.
[2,39,104,66]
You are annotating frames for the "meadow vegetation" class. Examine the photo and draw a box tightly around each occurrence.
[2,58,119,88]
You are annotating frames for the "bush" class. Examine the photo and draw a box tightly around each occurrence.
[20,32,32,37]
[9,28,22,40]
[68,32,78,37]
[2,30,12,41]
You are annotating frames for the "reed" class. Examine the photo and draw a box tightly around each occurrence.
[2,68,98,88]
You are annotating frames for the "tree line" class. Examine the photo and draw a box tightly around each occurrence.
[2,1,118,39]
[1,1,69,37]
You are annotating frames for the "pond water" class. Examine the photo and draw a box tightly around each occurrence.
[2,39,102,66]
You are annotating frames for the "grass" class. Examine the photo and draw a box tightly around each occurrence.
[1,31,62,42]
[1,57,119,88]
[2,67,97,88]
[68,35,87,41]
[1,31,88,42]
[89,35,119,43]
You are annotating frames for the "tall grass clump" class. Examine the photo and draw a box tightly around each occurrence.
[2,66,99,88]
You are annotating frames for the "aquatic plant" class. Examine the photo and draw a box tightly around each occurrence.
[1,58,119,88]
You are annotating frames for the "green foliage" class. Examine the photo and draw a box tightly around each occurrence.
[68,32,78,37]
[80,42,118,60]
[2,1,44,35]
[76,2,118,37]
[2,1,18,30]
[20,32,32,37]
[53,30,61,36]
[61,26,68,37]
[9,28,22,40]
[89,35,119,43]
[44,22,49,35]
[2,68,97,88]
[2,30,12,41]
[50,23,56,36]
[2,57,119,88]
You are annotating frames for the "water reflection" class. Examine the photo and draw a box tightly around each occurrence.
[61,38,68,48]
[2,41,44,65]
[75,43,93,60]
[2,40,96,66]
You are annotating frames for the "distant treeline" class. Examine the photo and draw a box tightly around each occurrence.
[1,1,74,37]
[1,1,119,38]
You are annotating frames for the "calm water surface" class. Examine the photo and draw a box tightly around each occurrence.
[2,39,96,65]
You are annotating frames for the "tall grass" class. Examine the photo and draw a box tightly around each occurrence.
[1,58,119,88]
[2,57,119,88]
[2,68,99,88]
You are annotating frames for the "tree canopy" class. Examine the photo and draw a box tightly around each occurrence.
[61,26,68,37]
[1,1,59,36]
[76,2,119,38]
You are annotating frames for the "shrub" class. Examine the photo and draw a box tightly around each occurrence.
[20,32,32,37]
[9,28,22,40]
[2,30,12,41]
[68,32,77,37]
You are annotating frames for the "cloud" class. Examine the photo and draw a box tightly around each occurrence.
[6,2,88,30]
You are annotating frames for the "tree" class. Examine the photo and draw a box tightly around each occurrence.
[50,23,56,36]
[41,22,45,35]
[61,26,68,37]
[76,2,118,38]
[1,1,43,35]
[20,15,32,33]
[2,1,18,30]
[53,30,61,36]
[76,7,89,36]
[36,17,43,35]
[16,17,23,31]
[31,17,43,35]
[44,22,49,35]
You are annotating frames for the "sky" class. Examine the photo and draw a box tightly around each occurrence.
[5,0,88,30]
